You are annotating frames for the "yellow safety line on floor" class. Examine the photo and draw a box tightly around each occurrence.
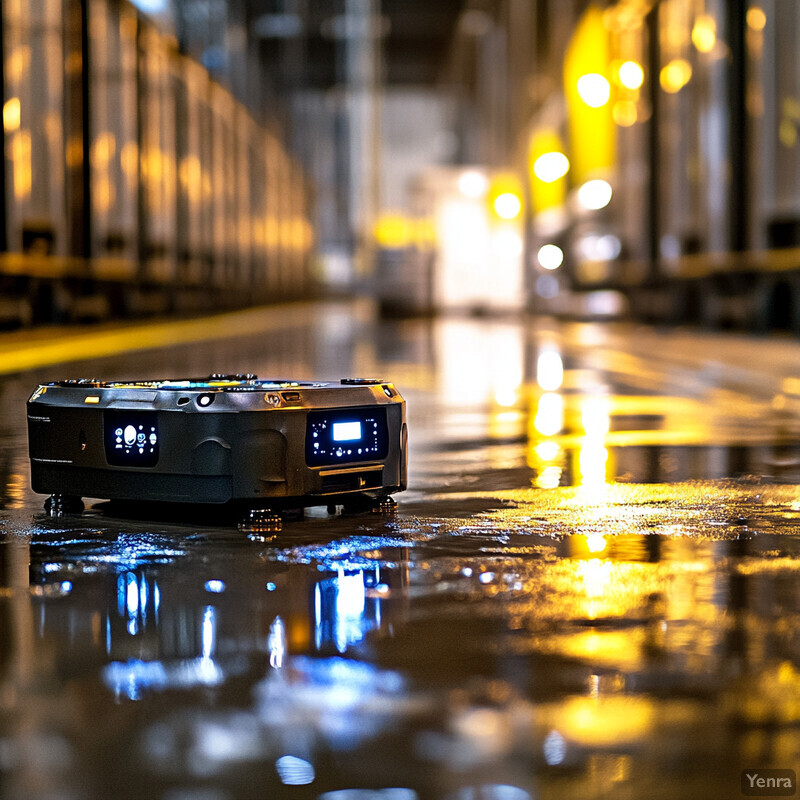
[0,301,323,375]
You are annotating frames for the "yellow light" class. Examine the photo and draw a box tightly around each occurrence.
[585,533,607,554]
[458,170,489,198]
[537,350,564,391]
[11,131,32,200]
[374,213,411,249]
[533,151,570,183]
[660,59,692,93]
[747,6,766,31]
[91,132,116,169]
[3,98,20,133]
[535,441,560,462]
[535,465,562,490]
[691,14,717,54]
[577,73,611,107]
[493,192,522,220]
[84,396,100,404]
[617,60,644,90]
[613,100,638,127]
[577,179,612,210]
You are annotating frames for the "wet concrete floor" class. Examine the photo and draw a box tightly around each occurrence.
[2,302,800,799]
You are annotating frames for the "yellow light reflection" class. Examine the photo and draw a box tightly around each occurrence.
[120,141,138,180]
[577,73,611,107]
[660,59,692,93]
[613,100,638,127]
[691,14,716,53]
[535,392,564,436]
[91,132,116,169]
[747,6,766,31]
[586,533,607,554]
[66,135,83,168]
[617,60,644,90]
[579,442,609,488]
[557,695,654,746]
[582,396,611,437]
[535,441,560,462]
[3,98,20,133]
[93,178,115,213]
[6,47,31,85]
[537,350,564,391]
[11,130,31,200]
[536,465,562,490]
[374,213,411,249]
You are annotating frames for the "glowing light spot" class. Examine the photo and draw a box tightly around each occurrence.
[586,533,607,554]
[458,170,489,198]
[535,392,564,436]
[205,579,226,593]
[577,73,611,107]
[3,98,20,133]
[537,350,564,391]
[537,244,564,271]
[660,59,692,93]
[692,15,716,53]
[617,60,644,90]
[747,7,766,31]
[493,192,522,220]
[533,151,570,183]
[577,179,612,210]
[535,441,560,462]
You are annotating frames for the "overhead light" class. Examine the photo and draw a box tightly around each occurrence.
[577,73,611,107]
[577,179,612,210]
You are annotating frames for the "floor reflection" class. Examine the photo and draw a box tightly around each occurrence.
[0,309,800,798]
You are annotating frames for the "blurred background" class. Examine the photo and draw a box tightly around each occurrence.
[0,0,795,331]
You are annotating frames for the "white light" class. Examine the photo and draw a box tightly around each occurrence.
[577,73,611,107]
[533,152,569,183]
[204,579,226,593]
[537,350,564,391]
[494,192,522,220]
[537,244,563,270]
[534,392,564,436]
[577,179,612,210]
[492,230,523,258]
[458,170,489,198]
[618,60,644,90]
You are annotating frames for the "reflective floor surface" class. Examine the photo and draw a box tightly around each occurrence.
[2,303,800,799]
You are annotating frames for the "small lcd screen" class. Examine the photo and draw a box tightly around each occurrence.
[333,421,362,442]
[306,407,388,466]
[104,410,159,467]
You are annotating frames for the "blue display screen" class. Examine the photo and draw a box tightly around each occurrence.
[306,408,388,466]
[104,410,159,467]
